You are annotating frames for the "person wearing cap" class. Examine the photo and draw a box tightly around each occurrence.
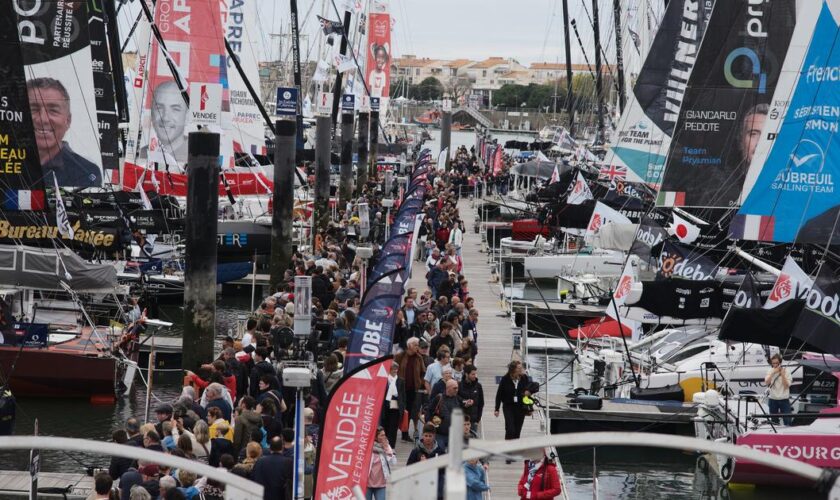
[152,403,173,437]
[137,463,161,498]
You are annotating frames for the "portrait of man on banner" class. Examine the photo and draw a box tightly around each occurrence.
[138,80,190,167]
[27,78,102,188]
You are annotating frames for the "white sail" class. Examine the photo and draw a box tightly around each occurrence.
[124,6,153,168]
[222,0,268,162]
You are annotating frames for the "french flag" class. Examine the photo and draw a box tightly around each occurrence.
[3,189,45,210]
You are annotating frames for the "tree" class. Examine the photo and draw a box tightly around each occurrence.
[409,77,444,101]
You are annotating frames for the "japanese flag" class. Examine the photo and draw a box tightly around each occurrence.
[668,212,701,244]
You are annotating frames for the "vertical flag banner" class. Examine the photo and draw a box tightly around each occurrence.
[735,2,840,243]
[138,0,225,169]
[0,1,45,210]
[366,6,391,99]
[315,356,393,499]
[657,0,796,207]
[88,0,120,174]
[602,0,714,185]
[17,0,104,189]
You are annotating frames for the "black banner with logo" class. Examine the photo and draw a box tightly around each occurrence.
[0,213,121,253]
[87,0,120,172]
[658,0,796,207]
[792,262,840,354]
[656,240,719,281]
[0,2,45,208]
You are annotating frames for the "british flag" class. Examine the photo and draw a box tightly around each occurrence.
[599,164,627,182]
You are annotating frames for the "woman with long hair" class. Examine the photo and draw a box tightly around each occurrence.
[494,360,533,440]
[366,427,396,500]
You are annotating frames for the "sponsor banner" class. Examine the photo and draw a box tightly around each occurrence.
[189,83,222,127]
[739,3,824,201]
[139,0,226,170]
[87,0,120,172]
[585,201,631,239]
[0,2,45,208]
[366,12,391,98]
[721,272,765,311]
[656,240,718,281]
[764,256,813,309]
[604,0,715,185]
[658,0,796,207]
[629,214,668,263]
[122,162,271,197]
[736,2,840,243]
[276,87,298,116]
[221,0,266,158]
[315,356,392,499]
[0,214,121,251]
[18,0,104,189]
[567,171,593,205]
[345,290,402,371]
[369,233,412,282]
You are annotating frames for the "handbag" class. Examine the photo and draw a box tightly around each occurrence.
[399,410,410,433]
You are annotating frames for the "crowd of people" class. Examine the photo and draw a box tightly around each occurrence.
[91,145,559,500]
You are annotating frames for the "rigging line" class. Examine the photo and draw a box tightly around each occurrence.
[120,9,144,53]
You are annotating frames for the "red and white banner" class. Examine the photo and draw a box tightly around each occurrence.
[315,356,392,499]
[136,0,226,170]
[366,11,392,98]
[122,163,272,197]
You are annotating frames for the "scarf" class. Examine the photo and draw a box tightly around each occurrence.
[372,442,392,479]
[386,375,399,402]
[524,460,541,490]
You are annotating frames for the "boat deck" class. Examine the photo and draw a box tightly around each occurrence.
[0,471,92,498]
[547,395,698,434]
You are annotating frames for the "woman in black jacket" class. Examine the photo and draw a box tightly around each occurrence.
[494,360,533,440]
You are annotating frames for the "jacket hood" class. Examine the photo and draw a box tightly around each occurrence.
[239,409,262,426]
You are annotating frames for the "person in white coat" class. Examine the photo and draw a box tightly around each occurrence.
[448,222,464,256]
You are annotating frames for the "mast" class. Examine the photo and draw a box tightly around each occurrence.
[562,0,575,135]
[331,9,353,127]
[105,0,128,124]
[591,0,606,145]
[289,0,305,150]
[612,0,626,113]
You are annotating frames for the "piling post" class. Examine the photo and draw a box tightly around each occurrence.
[270,120,297,290]
[440,103,452,171]
[183,130,219,371]
[339,112,355,208]
[356,112,370,196]
[314,115,332,238]
[368,110,380,181]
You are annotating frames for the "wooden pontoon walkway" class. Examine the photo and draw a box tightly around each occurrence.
[390,197,547,499]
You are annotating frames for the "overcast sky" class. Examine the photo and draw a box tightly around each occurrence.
[116,0,628,65]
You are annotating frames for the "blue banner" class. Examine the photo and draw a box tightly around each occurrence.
[735,3,840,243]
[346,293,402,371]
